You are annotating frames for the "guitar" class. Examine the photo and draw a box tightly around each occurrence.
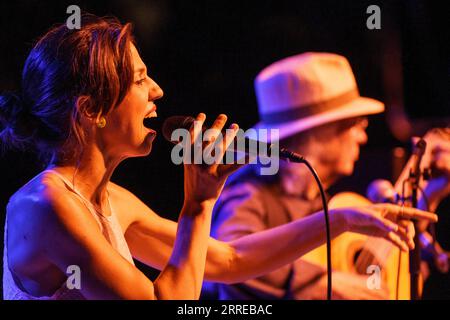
[301,128,450,300]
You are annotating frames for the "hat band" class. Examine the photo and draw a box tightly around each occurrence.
[260,89,359,124]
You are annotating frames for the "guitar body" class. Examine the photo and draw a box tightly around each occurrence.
[302,192,410,300]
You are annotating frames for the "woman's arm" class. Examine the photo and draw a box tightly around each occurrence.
[153,199,215,299]
[27,113,240,299]
[22,187,219,299]
[125,188,437,284]
[126,199,346,283]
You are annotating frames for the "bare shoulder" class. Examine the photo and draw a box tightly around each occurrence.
[107,181,142,204]
[6,172,88,281]
[7,172,86,247]
[107,181,159,227]
[9,171,81,216]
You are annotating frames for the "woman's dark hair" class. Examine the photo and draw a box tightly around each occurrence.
[0,13,135,164]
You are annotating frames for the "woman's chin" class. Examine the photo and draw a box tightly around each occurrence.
[141,130,157,154]
[123,130,157,157]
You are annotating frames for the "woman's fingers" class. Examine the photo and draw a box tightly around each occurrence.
[398,219,415,249]
[192,113,206,143]
[393,223,414,250]
[350,207,417,251]
[203,114,228,146]
[399,206,438,222]
[373,215,398,233]
[220,123,239,157]
[376,203,438,222]
[201,115,243,167]
[210,114,228,132]
[365,217,410,252]
[187,114,249,174]
[370,204,427,250]
[217,162,246,177]
[371,215,409,251]
[387,231,410,252]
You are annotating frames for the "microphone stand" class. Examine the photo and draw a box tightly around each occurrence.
[407,138,427,300]
[408,170,422,300]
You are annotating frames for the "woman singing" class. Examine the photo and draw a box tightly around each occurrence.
[0,14,437,300]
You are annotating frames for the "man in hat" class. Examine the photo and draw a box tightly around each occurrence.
[206,52,450,299]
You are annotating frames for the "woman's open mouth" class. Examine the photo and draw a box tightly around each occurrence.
[143,106,157,133]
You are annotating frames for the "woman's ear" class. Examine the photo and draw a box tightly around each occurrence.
[76,95,97,120]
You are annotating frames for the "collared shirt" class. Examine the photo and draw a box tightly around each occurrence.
[207,165,329,299]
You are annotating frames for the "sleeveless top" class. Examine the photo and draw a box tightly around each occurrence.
[3,169,135,300]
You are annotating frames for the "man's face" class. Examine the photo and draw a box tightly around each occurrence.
[320,117,369,177]
[325,117,368,176]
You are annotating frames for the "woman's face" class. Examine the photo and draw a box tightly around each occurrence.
[99,44,163,158]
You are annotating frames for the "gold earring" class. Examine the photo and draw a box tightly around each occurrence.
[96,116,106,128]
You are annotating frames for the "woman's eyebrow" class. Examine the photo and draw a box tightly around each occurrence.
[134,67,147,75]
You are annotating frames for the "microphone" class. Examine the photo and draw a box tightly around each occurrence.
[162,115,305,163]
[409,138,427,186]
[366,179,399,204]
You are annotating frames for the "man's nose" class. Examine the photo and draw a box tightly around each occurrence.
[358,128,368,145]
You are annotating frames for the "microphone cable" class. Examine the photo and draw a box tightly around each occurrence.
[282,150,332,300]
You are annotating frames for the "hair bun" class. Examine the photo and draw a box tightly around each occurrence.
[0,92,34,150]
[0,92,23,123]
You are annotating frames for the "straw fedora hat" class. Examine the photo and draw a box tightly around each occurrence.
[248,52,384,142]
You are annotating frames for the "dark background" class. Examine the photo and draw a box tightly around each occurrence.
[1,0,449,299]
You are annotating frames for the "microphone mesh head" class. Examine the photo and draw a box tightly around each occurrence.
[162,116,195,143]
[366,179,396,203]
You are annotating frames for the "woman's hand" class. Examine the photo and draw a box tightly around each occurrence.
[183,113,243,205]
[339,204,438,252]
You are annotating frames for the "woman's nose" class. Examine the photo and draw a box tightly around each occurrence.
[149,78,164,101]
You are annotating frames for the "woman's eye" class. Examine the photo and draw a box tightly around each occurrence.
[135,78,146,85]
